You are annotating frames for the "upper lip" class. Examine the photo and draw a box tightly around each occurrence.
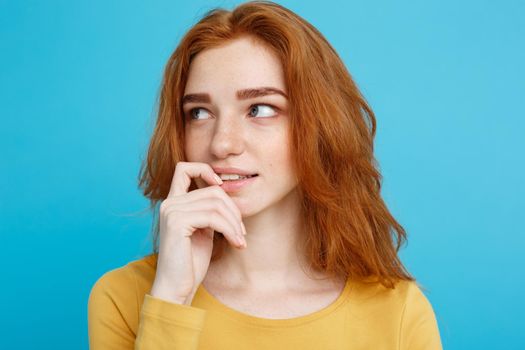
[211,166,258,176]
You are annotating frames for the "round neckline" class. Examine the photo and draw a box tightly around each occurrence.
[195,277,353,327]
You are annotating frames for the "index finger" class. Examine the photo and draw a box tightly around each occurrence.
[167,162,223,198]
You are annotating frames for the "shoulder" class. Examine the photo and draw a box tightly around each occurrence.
[399,280,438,320]
[89,253,158,298]
[381,280,441,349]
[349,278,434,309]
[347,278,440,331]
[88,254,158,330]
[345,278,442,349]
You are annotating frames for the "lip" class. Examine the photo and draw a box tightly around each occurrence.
[211,166,258,176]
[219,175,258,192]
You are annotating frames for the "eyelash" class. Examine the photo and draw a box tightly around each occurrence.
[187,104,278,120]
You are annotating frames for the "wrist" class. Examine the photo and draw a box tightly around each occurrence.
[150,281,191,305]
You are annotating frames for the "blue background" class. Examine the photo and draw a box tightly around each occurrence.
[1,0,523,349]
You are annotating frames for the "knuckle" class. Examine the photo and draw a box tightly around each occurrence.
[175,161,189,173]
[217,193,241,219]
[212,207,222,219]
[208,210,218,225]
[160,198,179,215]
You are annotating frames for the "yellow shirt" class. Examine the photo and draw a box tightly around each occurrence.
[88,254,442,349]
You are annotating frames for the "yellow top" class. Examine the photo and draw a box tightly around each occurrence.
[88,254,442,349]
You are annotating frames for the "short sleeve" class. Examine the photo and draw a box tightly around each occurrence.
[399,283,443,350]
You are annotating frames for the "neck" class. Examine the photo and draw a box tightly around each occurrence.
[210,189,324,291]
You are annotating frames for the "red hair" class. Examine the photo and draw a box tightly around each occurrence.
[138,1,414,288]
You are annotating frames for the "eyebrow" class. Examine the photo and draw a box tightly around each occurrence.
[181,87,288,105]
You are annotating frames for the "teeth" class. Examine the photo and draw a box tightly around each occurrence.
[219,173,251,180]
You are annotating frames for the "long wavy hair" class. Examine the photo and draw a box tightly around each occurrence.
[138,0,414,288]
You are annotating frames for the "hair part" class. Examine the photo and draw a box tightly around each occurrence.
[138,0,414,289]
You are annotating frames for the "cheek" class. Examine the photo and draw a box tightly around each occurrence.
[264,145,295,181]
[184,131,209,189]
[279,141,297,182]
[184,131,203,161]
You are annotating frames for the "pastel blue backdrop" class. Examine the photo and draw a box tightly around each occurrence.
[1,0,523,349]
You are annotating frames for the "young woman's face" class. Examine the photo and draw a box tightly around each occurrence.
[183,36,298,217]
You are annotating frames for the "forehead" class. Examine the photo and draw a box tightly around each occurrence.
[184,36,286,94]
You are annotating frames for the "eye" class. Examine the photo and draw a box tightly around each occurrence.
[189,107,211,120]
[249,104,276,118]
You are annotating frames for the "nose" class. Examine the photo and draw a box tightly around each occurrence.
[209,112,245,159]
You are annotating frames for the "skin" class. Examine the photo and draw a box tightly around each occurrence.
[184,35,311,290]
[152,35,345,316]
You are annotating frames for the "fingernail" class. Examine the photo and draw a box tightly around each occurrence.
[237,235,245,247]
[241,222,247,236]
[214,174,223,184]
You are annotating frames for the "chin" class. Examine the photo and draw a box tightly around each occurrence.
[231,197,252,217]
[230,196,263,218]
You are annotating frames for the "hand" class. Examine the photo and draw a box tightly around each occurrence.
[149,162,247,305]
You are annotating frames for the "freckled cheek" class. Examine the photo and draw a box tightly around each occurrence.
[184,132,208,161]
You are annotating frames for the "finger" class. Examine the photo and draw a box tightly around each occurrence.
[168,208,245,248]
[168,162,222,198]
[175,198,243,238]
[175,186,244,235]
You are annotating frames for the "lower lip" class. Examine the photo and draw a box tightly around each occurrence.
[219,175,258,192]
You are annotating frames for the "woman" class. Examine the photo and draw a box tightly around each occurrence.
[88,1,442,349]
